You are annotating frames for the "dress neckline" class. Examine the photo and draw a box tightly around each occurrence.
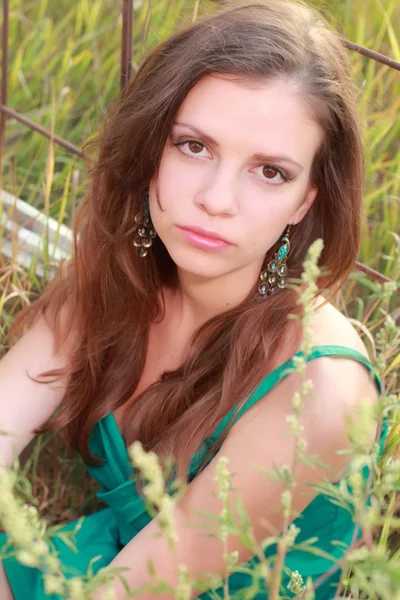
[104,344,380,452]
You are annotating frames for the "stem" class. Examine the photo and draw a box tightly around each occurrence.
[363,297,383,325]
[223,536,230,600]
[296,418,384,599]
[268,537,288,600]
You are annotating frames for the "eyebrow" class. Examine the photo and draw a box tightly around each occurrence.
[173,121,304,171]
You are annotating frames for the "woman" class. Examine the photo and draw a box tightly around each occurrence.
[0,0,387,598]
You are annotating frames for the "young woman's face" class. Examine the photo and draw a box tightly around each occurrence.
[149,75,323,283]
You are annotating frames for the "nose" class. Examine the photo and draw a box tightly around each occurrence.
[193,168,239,217]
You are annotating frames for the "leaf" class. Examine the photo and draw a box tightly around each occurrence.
[234,495,252,533]
[385,353,400,376]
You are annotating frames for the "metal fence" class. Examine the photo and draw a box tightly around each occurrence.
[1,0,399,286]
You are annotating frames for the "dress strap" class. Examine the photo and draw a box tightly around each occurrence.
[209,344,382,442]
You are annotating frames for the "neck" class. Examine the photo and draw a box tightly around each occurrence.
[171,262,263,330]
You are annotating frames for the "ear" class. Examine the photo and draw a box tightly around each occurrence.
[291,185,318,226]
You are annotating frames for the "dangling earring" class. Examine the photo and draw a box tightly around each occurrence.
[133,190,157,257]
[258,224,291,298]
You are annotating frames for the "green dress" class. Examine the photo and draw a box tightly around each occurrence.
[0,345,389,599]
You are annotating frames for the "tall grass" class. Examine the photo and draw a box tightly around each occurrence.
[1,0,399,274]
[0,0,399,556]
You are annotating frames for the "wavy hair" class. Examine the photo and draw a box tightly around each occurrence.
[9,0,364,479]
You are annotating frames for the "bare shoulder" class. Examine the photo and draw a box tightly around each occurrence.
[308,296,371,359]
[228,297,379,472]
[306,297,379,402]
[268,295,378,409]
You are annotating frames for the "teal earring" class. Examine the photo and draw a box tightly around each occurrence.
[258,224,291,298]
[133,190,157,257]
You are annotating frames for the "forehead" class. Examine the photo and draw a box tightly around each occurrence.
[175,75,323,163]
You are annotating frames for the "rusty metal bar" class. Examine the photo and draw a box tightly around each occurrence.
[344,39,400,72]
[0,9,398,161]
[355,260,397,287]
[0,105,83,157]
[0,0,398,290]
[0,0,9,186]
[121,0,133,90]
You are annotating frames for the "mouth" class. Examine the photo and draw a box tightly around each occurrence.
[178,225,232,245]
[176,225,233,251]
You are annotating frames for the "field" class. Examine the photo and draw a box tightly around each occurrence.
[0,0,399,596]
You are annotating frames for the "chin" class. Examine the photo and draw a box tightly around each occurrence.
[167,246,231,280]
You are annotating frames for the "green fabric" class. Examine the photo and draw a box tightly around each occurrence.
[0,344,389,599]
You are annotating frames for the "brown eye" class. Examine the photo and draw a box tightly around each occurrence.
[188,141,204,153]
[262,166,279,179]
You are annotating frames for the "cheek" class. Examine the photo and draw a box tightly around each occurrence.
[245,202,280,234]
[242,202,293,254]
[148,160,182,233]
[247,181,309,233]
[150,158,181,212]
[150,155,204,226]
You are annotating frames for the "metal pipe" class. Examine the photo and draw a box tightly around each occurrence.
[355,261,398,287]
[344,40,400,72]
[0,105,83,157]
[0,0,9,187]
[0,0,398,289]
[121,0,133,90]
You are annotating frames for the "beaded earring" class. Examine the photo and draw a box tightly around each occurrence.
[258,224,291,298]
[133,190,157,257]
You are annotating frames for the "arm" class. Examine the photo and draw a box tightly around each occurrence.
[0,307,76,468]
[92,355,379,600]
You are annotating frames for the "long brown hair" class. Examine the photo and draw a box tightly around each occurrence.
[9,0,364,479]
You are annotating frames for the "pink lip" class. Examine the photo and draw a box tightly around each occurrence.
[178,225,232,244]
[177,225,233,251]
